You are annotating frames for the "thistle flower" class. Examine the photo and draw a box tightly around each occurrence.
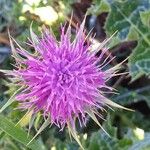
[0,16,130,149]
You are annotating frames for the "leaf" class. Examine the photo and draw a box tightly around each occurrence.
[88,0,110,15]
[0,86,24,113]
[129,37,150,81]
[140,10,150,27]
[87,123,150,150]
[105,0,150,80]
[127,26,139,41]
[0,115,45,150]
[87,118,129,150]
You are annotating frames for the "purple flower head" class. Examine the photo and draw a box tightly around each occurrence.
[1,16,130,148]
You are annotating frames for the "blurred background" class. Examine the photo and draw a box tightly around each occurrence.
[0,0,150,150]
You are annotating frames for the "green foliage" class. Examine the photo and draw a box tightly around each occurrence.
[86,116,150,150]
[88,0,110,15]
[0,115,45,150]
[105,0,150,81]
[0,0,150,150]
